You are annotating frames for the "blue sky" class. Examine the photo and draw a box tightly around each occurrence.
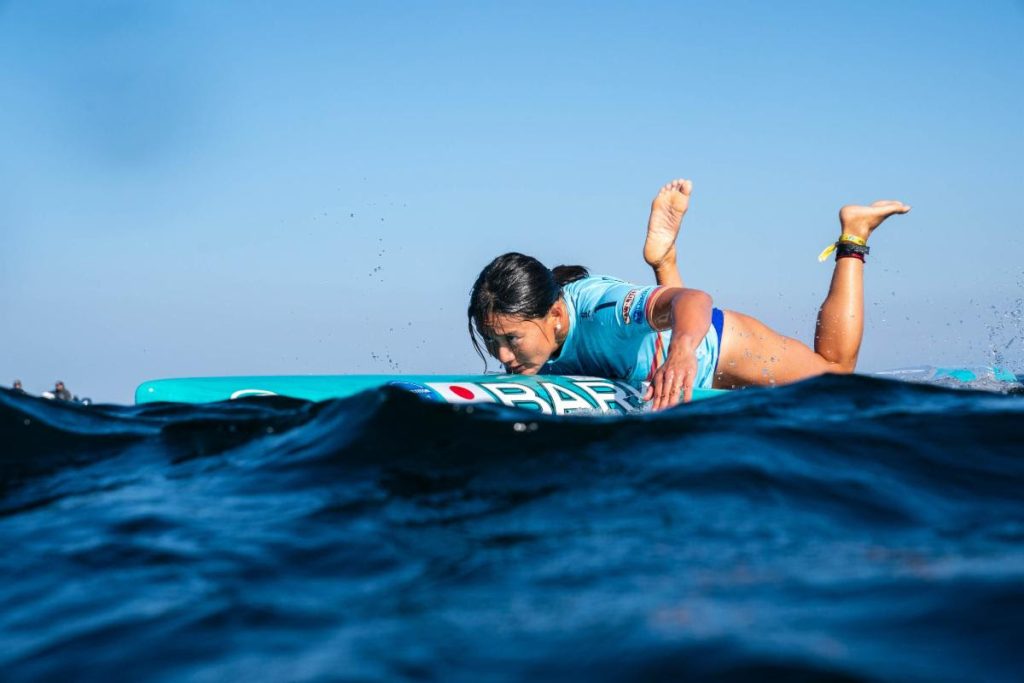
[2,1,1022,402]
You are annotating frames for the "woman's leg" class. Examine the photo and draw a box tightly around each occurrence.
[644,179,692,288]
[714,201,910,388]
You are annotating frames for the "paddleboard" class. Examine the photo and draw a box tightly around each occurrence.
[134,367,1020,414]
[135,374,726,415]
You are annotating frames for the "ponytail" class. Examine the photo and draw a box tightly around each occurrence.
[551,264,589,286]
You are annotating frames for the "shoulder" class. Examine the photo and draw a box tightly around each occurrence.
[566,276,661,331]
[581,278,659,331]
[561,275,624,315]
[563,274,631,300]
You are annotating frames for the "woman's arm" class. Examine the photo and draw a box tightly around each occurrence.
[644,287,713,410]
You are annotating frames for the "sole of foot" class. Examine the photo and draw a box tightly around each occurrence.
[644,178,693,268]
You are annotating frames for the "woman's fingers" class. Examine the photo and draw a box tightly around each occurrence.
[654,373,665,410]
[665,373,680,410]
[667,374,685,408]
[662,371,680,411]
[652,372,665,411]
[648,349,700,411]
[652,373,664,411]
[659,371,673,410]
[650,366,697,411]
[651,369,687,411]
[681,370,694,404]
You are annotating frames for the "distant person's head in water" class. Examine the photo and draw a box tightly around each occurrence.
[12,379,23,392]
[467,252,588,374]
[53,381,71,401]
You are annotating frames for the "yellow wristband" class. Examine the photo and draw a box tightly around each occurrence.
[817,233,868,262]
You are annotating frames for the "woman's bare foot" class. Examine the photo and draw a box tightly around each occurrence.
[838,200,911,242]
[644,179,693,268]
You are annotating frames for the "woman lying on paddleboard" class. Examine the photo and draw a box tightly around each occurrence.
[468,179,910,411]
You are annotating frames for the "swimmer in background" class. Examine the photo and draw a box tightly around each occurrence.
[11,379,25,393]
[468,179,910,411]
[52,381,72,401]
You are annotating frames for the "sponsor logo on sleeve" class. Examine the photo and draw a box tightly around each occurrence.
[621,289,639,325]
[633,289,651,324]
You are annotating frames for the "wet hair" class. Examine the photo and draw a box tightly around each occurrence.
[467,252,589,365]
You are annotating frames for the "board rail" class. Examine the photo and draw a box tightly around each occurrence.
[135,374,726,415]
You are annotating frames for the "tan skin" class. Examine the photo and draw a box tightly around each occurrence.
[643,179,910,391]
[483,179,910,412]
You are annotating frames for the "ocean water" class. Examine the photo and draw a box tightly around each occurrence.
[2,374,1023,682]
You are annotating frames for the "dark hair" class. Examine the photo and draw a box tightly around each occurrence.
[467,252,588,366]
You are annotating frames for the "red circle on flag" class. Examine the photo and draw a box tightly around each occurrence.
[450,385,475,400]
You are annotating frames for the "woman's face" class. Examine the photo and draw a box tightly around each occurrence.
[481,302,566,375]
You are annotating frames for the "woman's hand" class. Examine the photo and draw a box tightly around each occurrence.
[643,287,712,410]
[643,336,699,410]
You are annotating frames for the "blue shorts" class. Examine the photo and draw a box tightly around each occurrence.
[644,306,724,389]
[702,307,725,387]
[680,307,724,389]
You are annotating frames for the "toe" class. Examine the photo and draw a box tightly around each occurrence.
[880,201,910,214]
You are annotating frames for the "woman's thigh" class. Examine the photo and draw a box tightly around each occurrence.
[714,310,836,388]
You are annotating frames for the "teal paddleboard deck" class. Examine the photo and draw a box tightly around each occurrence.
[135,375,725,415]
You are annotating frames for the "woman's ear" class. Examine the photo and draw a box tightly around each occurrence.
[549,299,566,332]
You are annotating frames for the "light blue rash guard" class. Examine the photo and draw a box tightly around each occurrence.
[543,275,724,391]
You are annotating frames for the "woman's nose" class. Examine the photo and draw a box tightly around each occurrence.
[496,345,516,364]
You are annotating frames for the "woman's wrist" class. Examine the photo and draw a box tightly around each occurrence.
[667,334,698,355]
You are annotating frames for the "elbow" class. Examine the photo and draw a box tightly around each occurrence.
[682,288,712,310]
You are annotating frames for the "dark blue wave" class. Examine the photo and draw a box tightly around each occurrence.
[1,376,1023,682]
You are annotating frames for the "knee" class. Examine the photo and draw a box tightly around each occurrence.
[827,361,856,375]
